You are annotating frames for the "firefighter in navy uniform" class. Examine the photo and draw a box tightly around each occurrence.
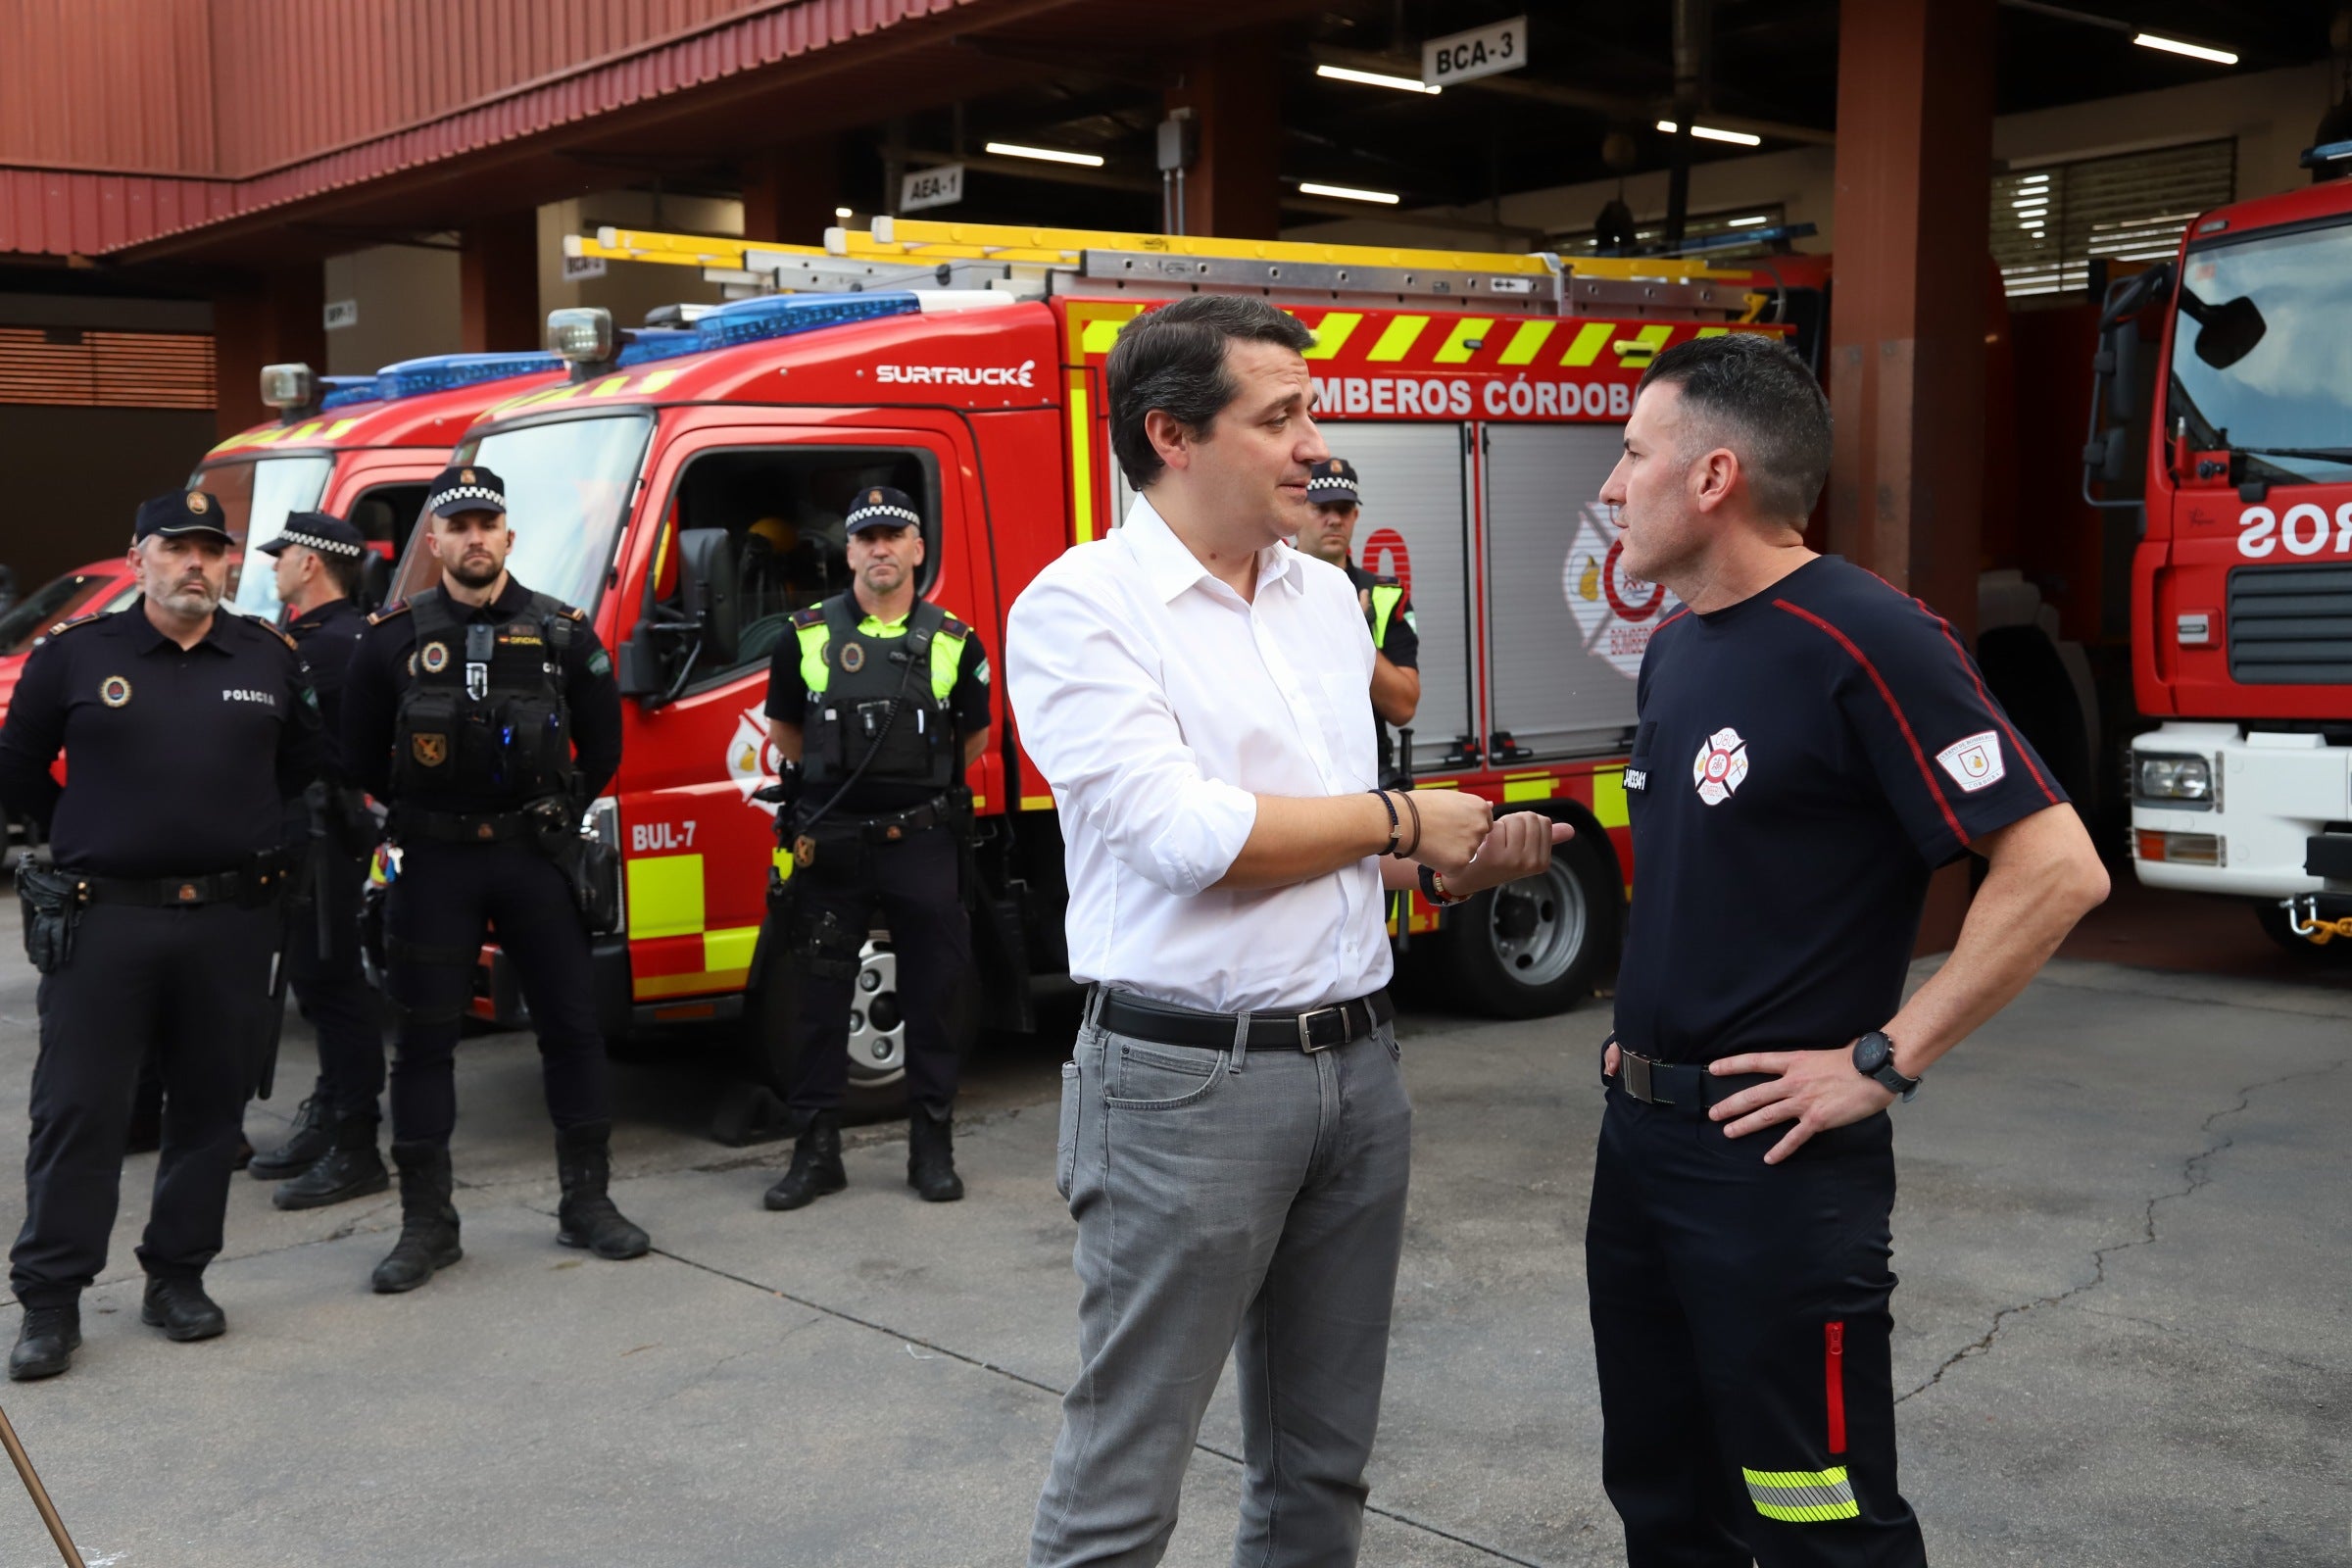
[0,490,322,1379]
[1294,458,1419,785]
[760,485,992,1211]
[1586,335,2107,1566]
[245,512,390,1209]
[342,465,648,1294]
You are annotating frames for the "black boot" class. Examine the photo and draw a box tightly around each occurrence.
[273,1114,389,1210]
[140,1276,225,1342]
[906,1106,965,1202]
[555,1122,651,1259]
[8,1304,79,1382]
[371,1143,462,1294]
[248,1094,331,1179]
[762,1111,846,1211]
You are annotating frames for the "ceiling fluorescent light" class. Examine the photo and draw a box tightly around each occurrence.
[834,207,854,219]
[1655,121,1765,147]
[1298,181,1400,205]
[1317,64,1441,95]
[2132,32,2238,66]
[985,142,1106,168]
[1727,216,1769,227]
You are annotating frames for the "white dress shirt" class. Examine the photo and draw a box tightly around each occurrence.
[1004,494,1390,1013]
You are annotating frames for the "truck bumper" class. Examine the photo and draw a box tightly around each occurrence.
[2131,722,2349,900]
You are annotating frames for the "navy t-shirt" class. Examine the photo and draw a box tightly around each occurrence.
[1612,556,2065,1065]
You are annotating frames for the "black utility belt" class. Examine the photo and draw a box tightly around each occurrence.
[62,860,292,908]
[1605,1042,1769,1113]
[1096,987,1394,1054]
[392,806,540,844]
[800,794,954,845]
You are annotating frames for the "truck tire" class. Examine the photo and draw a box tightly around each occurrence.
[737,922,911,1123]
[1426,823,1618,1018]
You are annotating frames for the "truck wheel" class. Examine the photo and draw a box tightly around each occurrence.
[1427,826,1618,1018]
[737,926,911,1122]
[2249,901,2352,963]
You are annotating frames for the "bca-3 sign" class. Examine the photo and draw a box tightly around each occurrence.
[1423,16,1528,87]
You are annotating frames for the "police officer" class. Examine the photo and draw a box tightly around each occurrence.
[1295,458,1419,784]
[0,490,321,1379]
[760,485,992,1211]
[1588,334,2108,1563]
[245,512,389,1209]
[342,465,647,1293]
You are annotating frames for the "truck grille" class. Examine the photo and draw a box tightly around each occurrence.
[2228,564,2352,684]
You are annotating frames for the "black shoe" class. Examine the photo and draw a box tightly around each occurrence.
[273,1117,389,1211]
[140,1277,225,1343]
[8,1304,79,1381]
[762,1111,847,1211]
[906,1107,965,1203]
[249,1096,331,1179]
[554,1121,651,1260]
[371,1143,462,1295]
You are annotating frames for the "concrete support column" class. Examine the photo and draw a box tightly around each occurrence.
[1828,0,1995,950]
[1165,31,1282,240]
[460,213,541,353]
[212,266,325,440]
[742,136,842,243]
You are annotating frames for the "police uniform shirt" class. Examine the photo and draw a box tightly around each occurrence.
[763,606,992,814]
[0,603,323,877]
[285,597,367,775]
[342,577,622,808]
[1611,556,2064,1067]
[1343,562,1417,670]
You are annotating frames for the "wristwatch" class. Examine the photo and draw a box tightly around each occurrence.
[1852,1030,1920,1102]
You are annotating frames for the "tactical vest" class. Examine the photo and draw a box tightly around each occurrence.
[793,595,970,794]
[390,587,579,806]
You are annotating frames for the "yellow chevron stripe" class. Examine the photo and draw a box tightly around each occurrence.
[1364,316,1429,362]
[1561,321,1616,368]
[1303,312,1362,360]
[1432,318,1494,364]
[1498,320,1555,366]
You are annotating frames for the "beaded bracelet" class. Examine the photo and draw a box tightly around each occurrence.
[1419,863,1468,906]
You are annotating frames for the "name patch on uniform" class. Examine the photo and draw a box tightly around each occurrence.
[221,688,278,708]
[419,641,450,674]
[1623,767,1647,792]
[1691,727,1749,806]
[98,675,131,708]
[1935,731,2006,793]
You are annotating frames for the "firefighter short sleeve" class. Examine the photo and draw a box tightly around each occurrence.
[1822,596,2067,866]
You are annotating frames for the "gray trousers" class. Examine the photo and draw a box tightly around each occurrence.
[1029,995,1414,1568]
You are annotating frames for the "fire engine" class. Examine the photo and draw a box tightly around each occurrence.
[401,217,1789,1114]
[2089,137,2352,953]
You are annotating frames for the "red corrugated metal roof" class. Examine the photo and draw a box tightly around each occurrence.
[3,0,982,260]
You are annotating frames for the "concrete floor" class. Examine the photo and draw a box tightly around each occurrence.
[0,898,2343,1566]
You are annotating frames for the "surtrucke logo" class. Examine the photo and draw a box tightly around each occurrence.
[1936,730,2006,793]
[419,641,450,674]
[875,359,1037,389]
[1691,726,1749,806]
[99,675,131,709]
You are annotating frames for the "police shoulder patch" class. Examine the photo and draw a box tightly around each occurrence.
[587,648,612,676]
[562,605,586,622]
[368,600,412,626]
[43,612,104,639]
[788,607,825,628]
[939,613,970,639]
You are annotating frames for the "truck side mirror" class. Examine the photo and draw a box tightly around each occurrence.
[676,527,740,668]
[2102,321,2138,422]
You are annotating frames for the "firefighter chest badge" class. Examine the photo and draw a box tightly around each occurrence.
[838,640,865,674]
[98,675,131,709]
[1691,727,1749,807]
[793,835,817,868]
[412,732,449,767]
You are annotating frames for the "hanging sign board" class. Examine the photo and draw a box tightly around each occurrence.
[1423,16,1528,87]
[901,165,965,214]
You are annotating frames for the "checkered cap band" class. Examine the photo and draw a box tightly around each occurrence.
[429,483,506,514]
[846,502,922,529]
[1306,474,1358,495]
[276,528,366,558]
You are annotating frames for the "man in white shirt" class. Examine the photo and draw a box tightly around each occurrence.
[1007,295,1567,1567]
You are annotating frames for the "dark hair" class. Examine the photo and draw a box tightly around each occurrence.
[1635,333,1832,518]
[1106,296,1315,489]
[320,548,367,601]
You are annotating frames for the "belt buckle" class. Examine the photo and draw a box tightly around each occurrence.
[1296,1004,1349,1053]
[1623,1051,1659,1103]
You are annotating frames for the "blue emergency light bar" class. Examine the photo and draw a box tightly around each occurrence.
[1651,221,1820,258]
[319,350,564,411]
[607,292,923,369]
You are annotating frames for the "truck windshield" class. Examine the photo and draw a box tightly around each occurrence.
[2169,220,2352,485]
[389,412,653,612]
[0,570,117,656]
[197,454,336,618]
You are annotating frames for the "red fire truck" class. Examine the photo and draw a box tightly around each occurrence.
[2091,139,2352,952]
[404,218,1787,1110]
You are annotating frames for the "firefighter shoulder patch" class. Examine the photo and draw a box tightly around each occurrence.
[1935,731,2005,794]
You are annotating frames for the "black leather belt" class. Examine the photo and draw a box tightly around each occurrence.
[1096,987,1394,1054]
[72,863,289,908]
[1606,1042,1768,1113]
[393,807,536,844]
[805,794,954,845]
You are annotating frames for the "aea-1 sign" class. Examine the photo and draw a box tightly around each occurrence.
[1423,16,1527,87]
[901,165,964,214]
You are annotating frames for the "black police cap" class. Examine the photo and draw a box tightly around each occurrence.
[134,489,232,543]
[261,511,368,560]
[844,485,922,534]
[1306,458,1361,507]
[426,464,507,517]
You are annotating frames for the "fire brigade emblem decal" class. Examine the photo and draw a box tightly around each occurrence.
[727,703,782,813]
[1691,727,1749,806]
[1935,730,2005,793]
[1564,504,1675,679]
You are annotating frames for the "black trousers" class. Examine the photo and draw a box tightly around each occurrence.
[286,851,384,1123]
[383,839,609,1146]
[12,900,277,1306]
[1586,1083,1927,1568]
[786,824,973,1116]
